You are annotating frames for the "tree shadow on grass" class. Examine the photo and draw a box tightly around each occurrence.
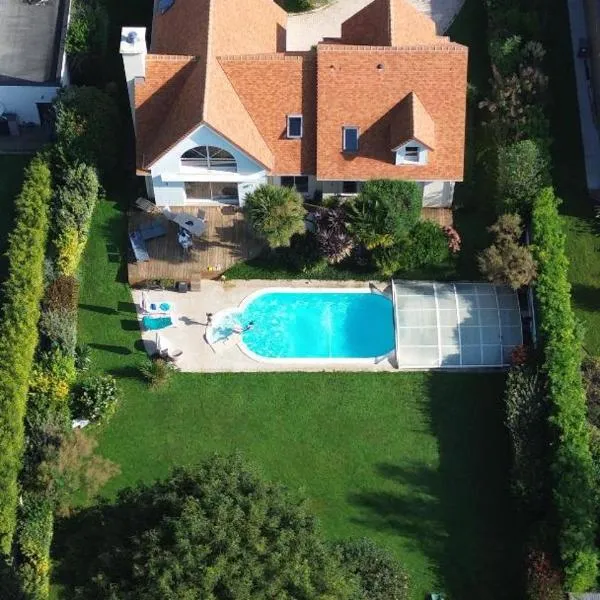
[350,373,525,600]
[571,283,600,313]
[79,304,118,315]
[89,343,132,356]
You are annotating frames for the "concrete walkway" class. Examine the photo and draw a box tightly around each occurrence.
[567,0,600,194]
[133,280,397,373]
[286,0,464,51]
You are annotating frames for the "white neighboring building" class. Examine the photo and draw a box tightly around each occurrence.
[0,0,70,132]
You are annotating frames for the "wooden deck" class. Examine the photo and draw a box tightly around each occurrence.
[127,206,263,286]
[421,207,454,227]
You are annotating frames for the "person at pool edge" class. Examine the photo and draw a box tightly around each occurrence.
[233,321,254,334]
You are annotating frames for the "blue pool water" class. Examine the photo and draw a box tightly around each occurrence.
[231,291,395,359]
[142,315,173,331]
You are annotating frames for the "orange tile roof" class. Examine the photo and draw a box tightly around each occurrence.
[134,0,467,182]
[315,43,468,181]
[390,91,436,150]
[219,53,316,175]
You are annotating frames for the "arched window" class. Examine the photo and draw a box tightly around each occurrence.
[181,145,237,171]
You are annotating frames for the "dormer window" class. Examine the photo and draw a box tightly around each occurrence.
[287,115,303,139]
[394,141,428,166]
[343,126,359,152]
[404,146,420,162]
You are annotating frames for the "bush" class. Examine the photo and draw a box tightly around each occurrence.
[408,221,451,267]
[478,213,537,289]
[531,187,598,591]
[54,86,120,175]
[52,162,99,276]
[372,221,450,277]
[504,365,548,512]
[314,206,354,264]
[244,184,306,248]
[53,162,99,235]
[334,538,410,600]
[526,549,563,600]
[71,375,119,423]
[65,0,108,57]
[39,308,78,357]
[496,140,549,214]
[346,180,421,249]
[139,357,176,390]
[0,156,51,553]
[583,356,600,428]
[74,343,91,373]
[37,430,119,516]
[15,492,53,600]
[44,275,79,312]
[442,225,461,254]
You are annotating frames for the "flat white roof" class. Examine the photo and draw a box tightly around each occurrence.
[392,281,523,369]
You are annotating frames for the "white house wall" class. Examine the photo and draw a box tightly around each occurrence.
[0,85,59,124]
[422,180,455,207]
[150,123,266,206]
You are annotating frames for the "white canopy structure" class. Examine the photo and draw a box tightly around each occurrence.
[392,281,522,369]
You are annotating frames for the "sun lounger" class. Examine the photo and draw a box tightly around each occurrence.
[129,230,149,262]
[135,197,162,214]
[139,220,167,241]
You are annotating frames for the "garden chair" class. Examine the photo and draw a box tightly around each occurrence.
[135,197,162,214]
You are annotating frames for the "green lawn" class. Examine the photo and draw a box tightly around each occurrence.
[542,0,600,355]
[49,198,524,599]
[0,155,30,286]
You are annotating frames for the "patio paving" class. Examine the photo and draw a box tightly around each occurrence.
[133,279,397,373]
[286,0,465,51]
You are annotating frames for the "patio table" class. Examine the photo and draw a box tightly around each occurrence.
[170,212,206,237]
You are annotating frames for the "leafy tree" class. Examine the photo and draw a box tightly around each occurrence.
[57,455,357,599]
[245,184,306,248]
[346,180,421,249]
[334,538,409,600]
[478,213,536,289]
[496,140,549,214]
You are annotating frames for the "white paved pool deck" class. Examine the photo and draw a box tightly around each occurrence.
[132,280,398,373]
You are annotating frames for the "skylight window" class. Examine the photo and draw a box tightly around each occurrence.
[287,115,303,139]
[343,127,359,152]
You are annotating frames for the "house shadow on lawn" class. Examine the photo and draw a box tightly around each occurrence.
[350,372,525,600]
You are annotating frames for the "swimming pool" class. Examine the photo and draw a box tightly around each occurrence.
[209,289,395,361]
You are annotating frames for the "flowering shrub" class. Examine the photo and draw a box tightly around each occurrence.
[442,225,461,254]
[526,550,563,600]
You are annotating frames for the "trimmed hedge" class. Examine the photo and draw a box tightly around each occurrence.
[0,157,51,554]
[531,187,598,591]
[16,493,54,600]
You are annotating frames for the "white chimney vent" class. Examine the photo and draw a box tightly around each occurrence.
[120,27,147,131]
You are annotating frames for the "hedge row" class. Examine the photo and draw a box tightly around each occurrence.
[13,89,103,599]
[0,157,52,555]
[531,188,598,591]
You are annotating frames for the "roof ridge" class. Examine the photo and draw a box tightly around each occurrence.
[217,52,314,62]
[146,54,198,62]
[318,42,467,53]
[387,0,394,46]
[201,0,215,122]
